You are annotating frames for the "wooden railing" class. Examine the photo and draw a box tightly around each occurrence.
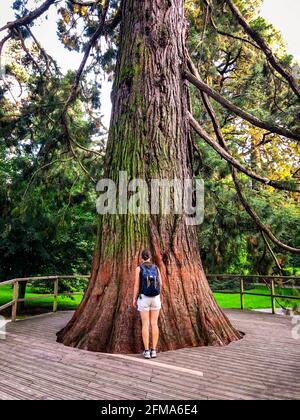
[0,275,89,322]
[207,274,300,314]
[1,274,299,321]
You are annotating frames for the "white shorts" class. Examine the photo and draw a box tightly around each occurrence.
[137,294,161,312]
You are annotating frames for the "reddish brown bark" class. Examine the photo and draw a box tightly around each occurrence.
[57,0,243,353]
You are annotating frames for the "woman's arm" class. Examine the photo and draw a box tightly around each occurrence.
[157,267,162,288]
[132,266,140,308]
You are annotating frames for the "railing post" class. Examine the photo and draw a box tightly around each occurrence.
[53,278,59,313]
[271,279,276,315]
[240,278,244,310]
[12,281,19,322]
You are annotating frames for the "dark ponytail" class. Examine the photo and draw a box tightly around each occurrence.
[141,249,151,261]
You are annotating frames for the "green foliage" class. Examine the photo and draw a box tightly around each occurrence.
[0,38,103,291]
[0,146,98,285]
[186,0,300,276]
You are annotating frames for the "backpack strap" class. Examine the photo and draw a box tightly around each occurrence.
[138,264,144,296]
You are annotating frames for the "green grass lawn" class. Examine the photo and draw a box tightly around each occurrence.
[0,284,82,314]
[0,284,299,317]
[215,285,299,310]
[214,292,294,310]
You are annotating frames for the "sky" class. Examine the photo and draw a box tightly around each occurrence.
[261,0,300,63]
[0,0,299,125]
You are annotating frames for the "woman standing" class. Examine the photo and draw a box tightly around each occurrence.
[133,250,162,359]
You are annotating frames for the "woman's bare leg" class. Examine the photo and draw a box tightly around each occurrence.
[140,311,150,350]
[150,310,160,350]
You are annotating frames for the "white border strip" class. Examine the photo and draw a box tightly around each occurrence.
[109,354,204,377]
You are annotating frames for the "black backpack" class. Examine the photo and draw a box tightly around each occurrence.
[139,263,160,297]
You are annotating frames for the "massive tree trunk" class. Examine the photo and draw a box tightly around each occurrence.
[57,0,242,353]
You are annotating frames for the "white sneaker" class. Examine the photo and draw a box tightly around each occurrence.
[150,349,157,358]
[143,350,151,359]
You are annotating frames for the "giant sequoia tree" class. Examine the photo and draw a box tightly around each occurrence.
[1,0,299,353]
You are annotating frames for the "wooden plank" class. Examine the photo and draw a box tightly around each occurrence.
[2,341,297,397]
[242,291,300,300]
[0,301,13,312]
[0,275,89,287]
[207,274,300,280]
[53,279,59,313]
[240,278,244,310]
[1,336,298,398]
[0,309,299,400]
[11,281,19,322]
[18,294,54,303]
[0,359,149,400]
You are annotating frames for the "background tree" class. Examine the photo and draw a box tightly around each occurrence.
[186,0,300,279]
[0,32,104,303]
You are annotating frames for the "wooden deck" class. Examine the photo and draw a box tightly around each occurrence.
[0,309,299,400]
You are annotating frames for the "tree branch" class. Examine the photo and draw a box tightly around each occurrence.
[15,29,43,76]
[25,25,60,75]
[0,0,58,33]
[261,230,285,275]
[104,8,122,32]
[61,114,97,184]
[64,0,111,111]
[213,26,259,49]
[189,113,300,193]
[69,141,97,184]
[69,0,99,6]
[186,57,299,195]
[0,34,11,81]
[184,68,300,143]
[188,60,300,253]
[230,166,300,254]
[0,33,11,59]
[203,0,259,49]
[23,157,74,199]
[224,0,300,100]
[71,136,105,157]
